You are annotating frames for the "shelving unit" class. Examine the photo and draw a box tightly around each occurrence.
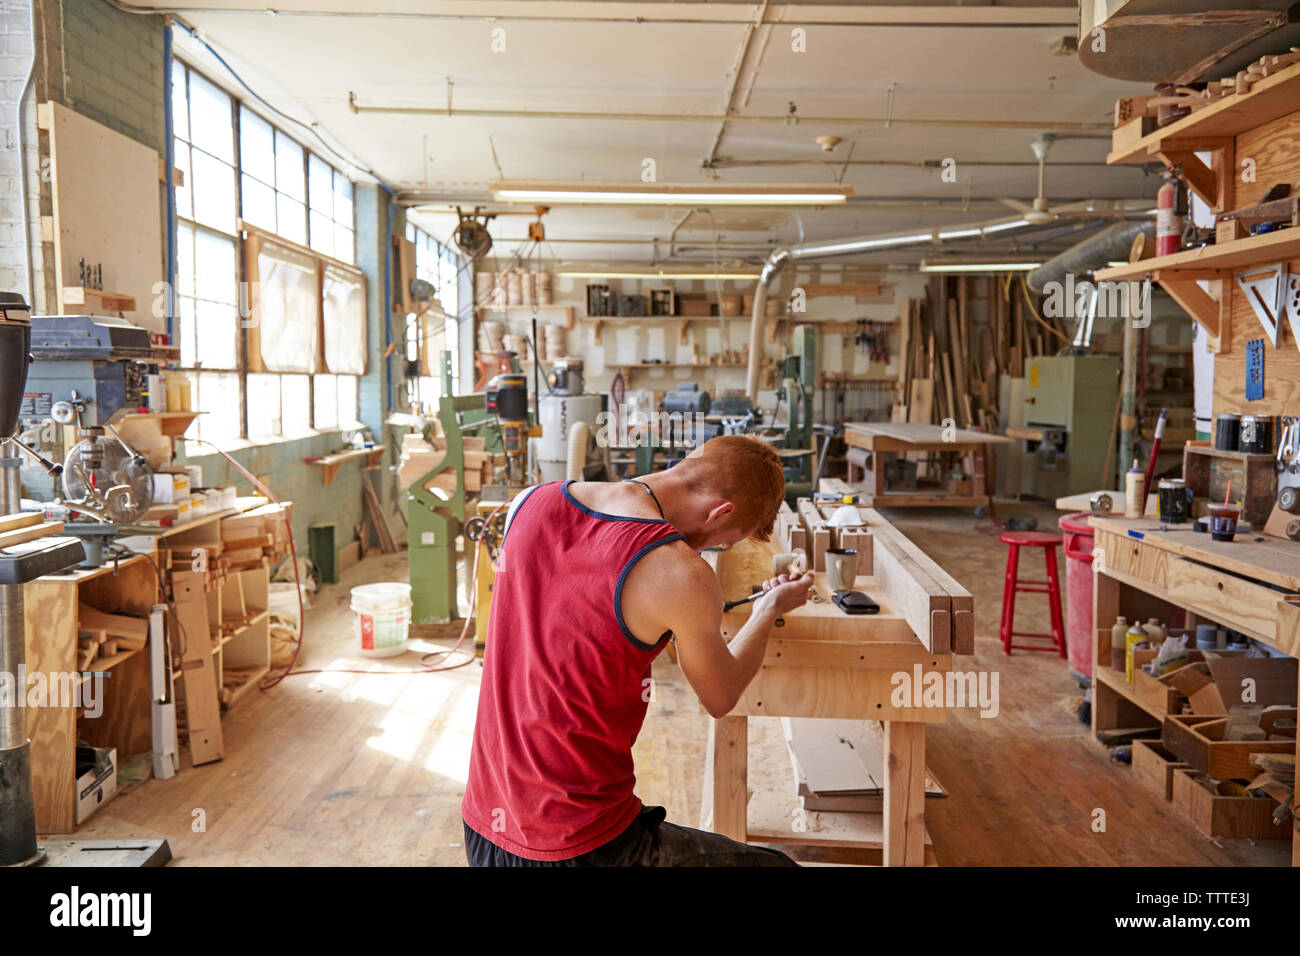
[304,445,386,485]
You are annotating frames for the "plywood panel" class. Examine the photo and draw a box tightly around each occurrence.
[44,101,164,331]
[1215,110,1300,414]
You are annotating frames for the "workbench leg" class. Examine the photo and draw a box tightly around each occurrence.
[883,720,926,866]
[709,715,748,842]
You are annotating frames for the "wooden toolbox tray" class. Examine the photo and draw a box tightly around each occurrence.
[1132,739,1192,800]
[1172,768,1289,840]
[1162,713,1296,780]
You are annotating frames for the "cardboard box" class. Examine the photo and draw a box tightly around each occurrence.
[152,471,189,504]
[75,746,117,824]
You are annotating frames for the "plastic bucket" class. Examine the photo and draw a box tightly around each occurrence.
[1058,512,1095,681]
[351,583,412,658]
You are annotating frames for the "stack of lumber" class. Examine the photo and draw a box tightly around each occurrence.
[397,433,453,494]
[774,501,806,555]
[0,512,65,550]
[219,502,294,571]
[76,604,148,669]
[892,276,1068,441]
[397,430,502,496]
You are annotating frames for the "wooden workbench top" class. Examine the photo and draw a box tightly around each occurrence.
[843,422,1012,445]
[1090,514,1300,593]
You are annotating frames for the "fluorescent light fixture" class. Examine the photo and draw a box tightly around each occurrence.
[557,271,761,280]
[937,227,984,241]
[919,259,1042,273]
[492,181,852,206]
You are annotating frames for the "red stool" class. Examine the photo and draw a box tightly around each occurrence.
[998,531,1066,657]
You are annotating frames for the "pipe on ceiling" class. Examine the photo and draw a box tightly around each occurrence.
[743,214,1047,400]
[1025,220,1155,293]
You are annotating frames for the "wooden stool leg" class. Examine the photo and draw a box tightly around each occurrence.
[1044,545,1067,658]
[1000,543,1019,655]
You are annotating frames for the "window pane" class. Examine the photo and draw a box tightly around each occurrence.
[173,141,192,221]
[187,72,233,164]
[334,224,354,264]
[281,374,311,434]
[338,375,358,426]
[276,194,306,245]
[239,107,275,186]
[241,174,277,233]
[275,130,305,200]
[313,374,337,429]
[176,222,195,298]
[333,171,353,225]
[178,296,197,367]
[194,230,236,304]
[309,210,333,258]
[170,63,189,144]
[246,373,282,438]
[191,151,236,233]
[193,371,241,443]
[195,299,238,368]
[308,154,333,215]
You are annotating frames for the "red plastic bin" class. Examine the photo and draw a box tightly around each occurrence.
[1058,512,1096,682]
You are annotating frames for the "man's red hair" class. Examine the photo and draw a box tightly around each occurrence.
[677,435,786,541]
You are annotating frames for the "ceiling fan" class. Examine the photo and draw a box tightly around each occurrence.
[1000,133,1059,225]
[454,206,497,259]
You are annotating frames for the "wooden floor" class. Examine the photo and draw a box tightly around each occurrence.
[68,504,1291,865]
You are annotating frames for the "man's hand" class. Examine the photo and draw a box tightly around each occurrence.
[755,571,815,617]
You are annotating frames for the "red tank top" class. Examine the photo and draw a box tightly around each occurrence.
[461,480,684,860]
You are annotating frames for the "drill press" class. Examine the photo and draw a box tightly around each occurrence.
[0,293,168,867]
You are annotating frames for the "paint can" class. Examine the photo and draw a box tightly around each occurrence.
[351,583,412,658]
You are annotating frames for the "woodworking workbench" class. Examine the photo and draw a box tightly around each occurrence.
[842,422,1011,508]
[701,507,974,865]
[1089,515,1300,862]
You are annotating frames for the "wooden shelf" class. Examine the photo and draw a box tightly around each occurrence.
[1184,443,1275,463]
[61,286,136,312]
[476,304,575,329]
[304,445,385,485]
[120,410,202,437]
[616,362,745,370]
[1096,228,1300,282]
[1109,60,1300,166]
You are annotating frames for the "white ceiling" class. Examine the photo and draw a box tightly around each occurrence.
[155,1,1157,267]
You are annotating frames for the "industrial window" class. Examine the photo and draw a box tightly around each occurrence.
[170,56,362,445]
[404,223,463,407]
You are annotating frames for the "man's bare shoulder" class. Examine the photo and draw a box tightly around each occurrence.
[631,539,719,596]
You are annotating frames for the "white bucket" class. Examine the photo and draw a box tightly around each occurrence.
[351,583,412,658]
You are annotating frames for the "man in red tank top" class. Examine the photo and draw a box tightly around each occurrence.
[462,435,813,866]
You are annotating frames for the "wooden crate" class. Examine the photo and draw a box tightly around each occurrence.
[1132,739,1192,800]
[1171,768,1288,840]
[1183,443,1277,526]
[1162,713,1297,780]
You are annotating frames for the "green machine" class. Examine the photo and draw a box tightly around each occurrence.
[407,352,502,625]
[779,324,818,502]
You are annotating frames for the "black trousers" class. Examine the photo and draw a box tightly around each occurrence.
[464,806,800,867]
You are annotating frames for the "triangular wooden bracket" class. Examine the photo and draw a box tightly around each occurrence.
[1160,276,1221,347]
[1155,137,1234,211]
[1235,262,1286,347]
[1283,272,1300,354]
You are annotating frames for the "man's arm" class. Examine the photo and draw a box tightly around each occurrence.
[666,563,813,718]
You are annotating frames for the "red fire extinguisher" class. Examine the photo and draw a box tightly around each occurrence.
[1156,173,1183,257]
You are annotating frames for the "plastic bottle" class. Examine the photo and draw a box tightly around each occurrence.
[1110,616,1129,670]
[1125,458,1145,518]
[1125,621,1147,682]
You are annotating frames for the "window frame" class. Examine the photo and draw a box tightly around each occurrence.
[170,55,363,446]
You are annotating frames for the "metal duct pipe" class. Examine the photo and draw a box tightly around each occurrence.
[1026,220,1154,294]
[743,215,1045,400]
